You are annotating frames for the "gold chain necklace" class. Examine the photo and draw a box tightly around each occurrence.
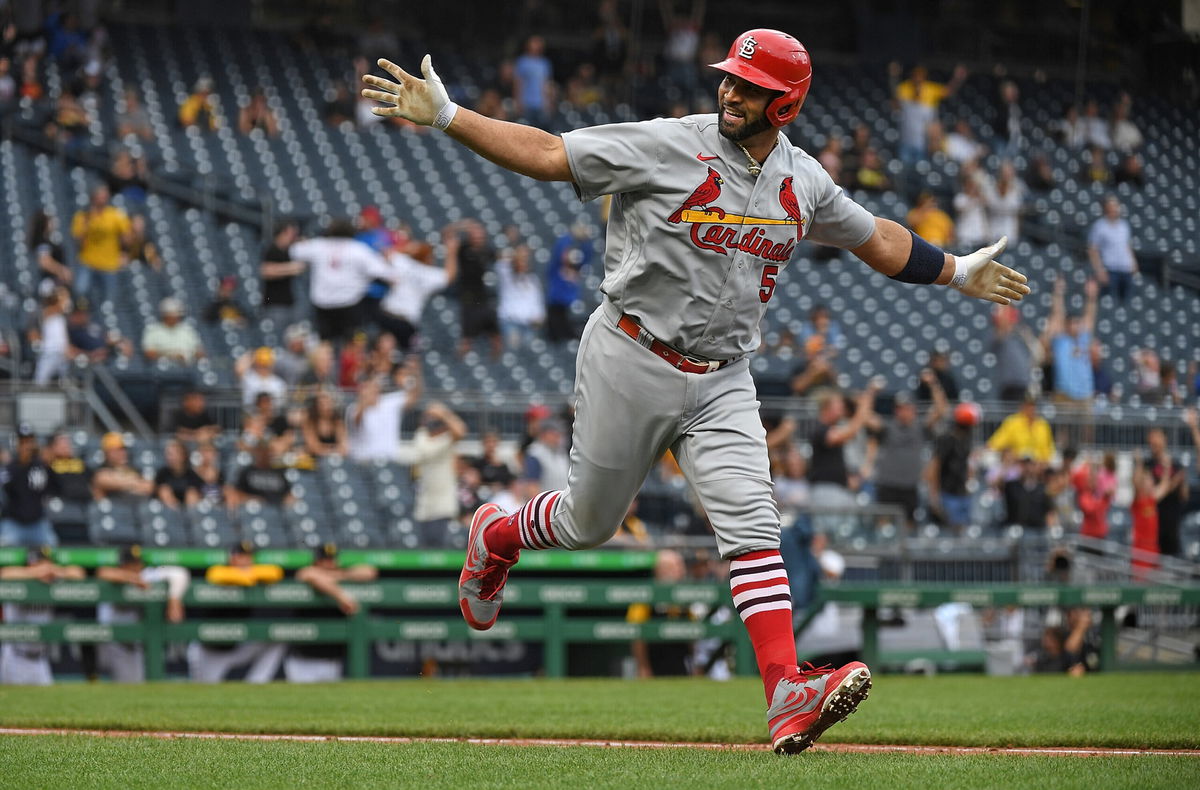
[734,139,778,177]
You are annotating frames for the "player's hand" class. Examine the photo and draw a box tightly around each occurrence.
[361,55,451,127]
[950,236,1030,305]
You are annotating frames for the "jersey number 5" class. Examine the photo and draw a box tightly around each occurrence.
[759,264,779,303]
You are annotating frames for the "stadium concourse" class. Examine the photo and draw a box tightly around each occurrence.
[0,6,1199,686]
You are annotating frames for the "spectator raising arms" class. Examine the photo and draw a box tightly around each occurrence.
[378,239,457,352]
[290,218,396,343]
[260,222,305,331]
[347,361,422,463]
[412,402,469,548]
[889,61,967,164]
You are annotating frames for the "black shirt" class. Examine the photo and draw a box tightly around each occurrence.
[154,466,204,504]
[2,459,59,524]
[807,425,848,486]
[1003,478,1053,528]
[49,456,92,502]
[472,457,514,487]
[236,466,290,506]
[172,408,220,435]
[934,429,972,495]
[262,243,296,307]
[456,242,494,304]
[915,369,960,402]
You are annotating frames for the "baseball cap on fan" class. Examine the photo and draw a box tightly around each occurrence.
[16,422,36,441]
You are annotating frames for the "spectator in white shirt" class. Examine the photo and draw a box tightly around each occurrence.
[953,176,990,249]
[142,297,205,364]
[1055,105,1086,150]
[1110,101,1143,153]
[496,245,546,349]
[1081,100,1111,150]
[411,401,468,548]
[1088,196,1138,303]
[33,285,73,386]
[985,162,1024,242]
[289,219,396,343]
[346,361,422,463]
[379,238,458,352]
[235,346,288,408]
[945,118,984,165]
[523,418,570,492]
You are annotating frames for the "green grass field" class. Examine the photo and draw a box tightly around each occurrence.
[2,674,1198,789]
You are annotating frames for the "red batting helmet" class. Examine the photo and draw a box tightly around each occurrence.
[709,29,812,127]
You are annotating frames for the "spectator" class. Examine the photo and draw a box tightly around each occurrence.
[1088,340,1115,403]
[808,386,879,509]
[854,147,890,192]
[301,391,348,459]
[92,432,155,502]
[470,431,516,490]
[52,86,90,148]
[816,135,843,185]
[496,245,546,349]
[1054,105,1085,149]
[987,397,1055,464]
[125,214,161,271]
[178,76,219,129]
[1087,196,1138,303]
[513,35,553,126]
[1042,278,1098,408]
[231,442,293,509]
[907,192,954,247]
[202,275,247,327]
[916,350,960,402]
[412,402,469,548]
[96,545,190,682]
[237,88,279,136]
[627,549,693,677]
[1030,609,1095,675]
[323,80,355,126]
[945,118,984,165]
[67,298,132,363]
[611,499,651,546]
[235,347,287,408]
[70,184,132,308]
[286,545,378,682]
[840,123,871,186]
[347,365,422,463]
[991,80,1022,157]
[274,325,311,387]
[524,419,570,492]
[924,120,947,158]
[0,57,14,107]
[926,402,980,532]
[142,297,204,364]
[338,331,370,388]
[290,218,396,343]
[0,547,85,685]
[0,424,59,547]
[446,219,502,356]
[474,87,509,120]
[1113,153,1145,187]
[989,305,1038,401]
[953,175,989,249]
[1071,453,1115,541]
[116,88,152,140]
[193,442,228,505]
[1110,101,1142,153]
[260,222,305,331]
[1083,144,1109,184]
[984,161,1023,242]
[379,240,457,352]
[107,150,149,205]
[1002,456,1056,528]
[355,204,397,254]
[244,392,296,459]
[889,62,966,164]
[18,56,43,102]
[296,342,338,399]
[869,380,947,529]
[45,432,92,505]
[154,439,203,509]
[171,389,220,444]
[1145,427,1188,558]
[1080,100,1110,149]
[1130,460,1161,580]
[189,542,286,683]
[32,285,72,387]
[546,224,593,343]
[27,210,72,291]
[1026,153,1056,193]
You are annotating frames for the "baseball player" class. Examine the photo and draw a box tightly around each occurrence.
[363,29,1029,753]
[96,544,190,683]
[0,547,85,685]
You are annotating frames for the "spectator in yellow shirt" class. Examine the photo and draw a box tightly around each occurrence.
[987,396,1056,463]
[70,185,132,308]
[907,192,955,248]
[179,77,219,130]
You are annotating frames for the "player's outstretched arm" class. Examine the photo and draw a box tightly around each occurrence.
[362,56,572,182]
[852,217,1030,305]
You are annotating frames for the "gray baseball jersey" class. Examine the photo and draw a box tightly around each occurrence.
[562,114,875,359]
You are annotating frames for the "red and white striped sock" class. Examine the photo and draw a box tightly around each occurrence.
[729,549,797,700]
[484,491,564,559]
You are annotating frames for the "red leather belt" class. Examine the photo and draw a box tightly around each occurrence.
[616,314,735,374]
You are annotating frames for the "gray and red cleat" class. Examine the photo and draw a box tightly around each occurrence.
[458,503,517,631]
[767,661,872,755]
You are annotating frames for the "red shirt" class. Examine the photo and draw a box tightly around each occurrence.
[1131,493,1159,578]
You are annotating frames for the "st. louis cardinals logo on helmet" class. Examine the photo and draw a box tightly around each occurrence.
[667,169,803,262]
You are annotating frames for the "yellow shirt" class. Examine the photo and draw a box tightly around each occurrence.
[908,208,955,247]
[179,94,219,129]
[71,207,131,272]
[987,413,1056,463]
[896,79,949,108]
[205,564,284,586]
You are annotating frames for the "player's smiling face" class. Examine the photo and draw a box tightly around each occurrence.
[717,75,776,142]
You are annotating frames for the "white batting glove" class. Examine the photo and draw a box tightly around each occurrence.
[361,55,458,129]
[949,236,1030,305]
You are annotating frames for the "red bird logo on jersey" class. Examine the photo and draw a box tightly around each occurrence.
[778,176,805,240]
[668,167,726,224]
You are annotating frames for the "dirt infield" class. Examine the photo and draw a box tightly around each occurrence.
[1,727,1196,757]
